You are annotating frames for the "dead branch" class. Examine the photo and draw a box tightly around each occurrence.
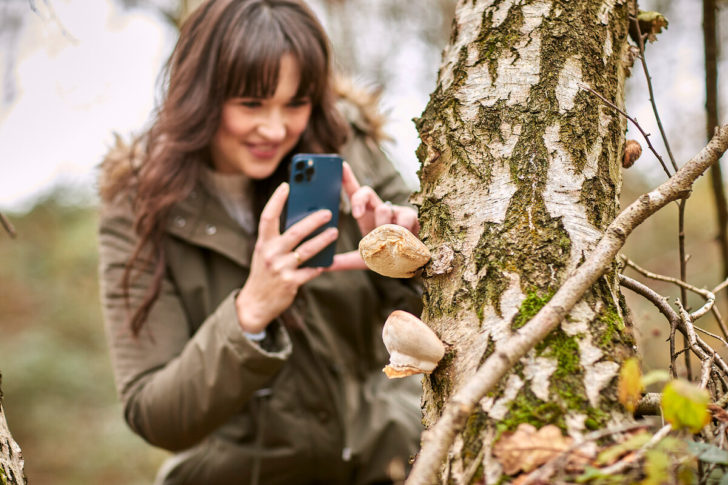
[406,124,728,485]
[598,424,672,476]
[621,256,725,337]
[636,393,661,416]
[0,213,17,239]
[618,275,728,386]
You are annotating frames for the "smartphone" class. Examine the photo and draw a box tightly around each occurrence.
[284,153,343,267]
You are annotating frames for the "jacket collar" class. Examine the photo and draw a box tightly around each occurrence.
[165,185,253,269]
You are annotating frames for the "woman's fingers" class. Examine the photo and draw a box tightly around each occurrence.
[395,207,420,236]
[291,227,338,265]
[279,209,333,252]
[258,183,289,241]
[342,162,361,199]
[327,251,368,271]
[375,201,395,227]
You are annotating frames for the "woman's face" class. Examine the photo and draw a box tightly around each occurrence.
[210,54,313,178]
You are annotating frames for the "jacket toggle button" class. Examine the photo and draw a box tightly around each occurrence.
[205,224,217,235]
[174,216,186,228]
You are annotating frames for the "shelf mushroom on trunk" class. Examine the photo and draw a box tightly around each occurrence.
[359,224,445,378]
[382,310,445,378]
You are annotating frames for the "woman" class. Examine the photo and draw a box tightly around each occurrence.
[98,0,423,483]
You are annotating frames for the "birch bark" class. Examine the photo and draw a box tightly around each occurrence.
[413,1,637,482]
[0,375,25,485]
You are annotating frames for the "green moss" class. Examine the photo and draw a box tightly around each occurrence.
[0,467,6,485]
[474,266,508,320]
[597,307,625,349]
[427,350,456,413]
[462,410,488,462]
[511,289,554,331]
[498,389,566,434]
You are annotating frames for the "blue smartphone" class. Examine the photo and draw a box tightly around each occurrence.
[284,153,343,267]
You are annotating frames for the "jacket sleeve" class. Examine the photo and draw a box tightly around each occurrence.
[98,196,292,451]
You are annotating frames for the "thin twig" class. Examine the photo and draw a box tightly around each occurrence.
[710,306,728,341]
[701,354,716,389]
[679,201,692,380]
[581,84,671,178]
[598,424,673,476]
[618,275,728,382]
[633,11,691,378]
[620,256,712,300]
[632,14,677,171]
[692,324,728,349]
[712,278,728,295]
[0,213,17,239]
[620,255,716,320]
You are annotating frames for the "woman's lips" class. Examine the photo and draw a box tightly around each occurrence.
[247,144,279,159]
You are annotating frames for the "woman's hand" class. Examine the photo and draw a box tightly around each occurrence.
[235,183,338,333]
[328,162,419,271]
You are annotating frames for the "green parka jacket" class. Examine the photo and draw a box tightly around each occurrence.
[98,90,424,485]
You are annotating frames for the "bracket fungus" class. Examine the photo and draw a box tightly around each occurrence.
[358,224,431,278]
[382,310,445,378]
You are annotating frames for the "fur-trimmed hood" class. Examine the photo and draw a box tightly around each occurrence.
[98,78,391,204]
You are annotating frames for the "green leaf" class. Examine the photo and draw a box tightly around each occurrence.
[642,369,670,388]
[719,471,728,485]
[641,449,670,485]
[618,358,643,412]
[576,466,609,482]
[596,431,651,465]
[686,441,728,465]
[661,379,711,433]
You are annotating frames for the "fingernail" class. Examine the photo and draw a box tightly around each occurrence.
[352,206,361,218]
[326,227,339,239]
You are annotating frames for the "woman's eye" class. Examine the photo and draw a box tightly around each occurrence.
[237,99,262,108]
[288,99,311,108]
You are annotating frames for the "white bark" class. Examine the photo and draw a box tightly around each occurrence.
[0,400,25,485]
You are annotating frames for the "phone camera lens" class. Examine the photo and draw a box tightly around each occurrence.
[294,173,304,183]
[305,166,314,181]
[295,160,305,171]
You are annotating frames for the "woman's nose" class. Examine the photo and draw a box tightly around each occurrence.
[257,111,286,141]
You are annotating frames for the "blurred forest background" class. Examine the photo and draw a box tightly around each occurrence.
[0,0,727,483]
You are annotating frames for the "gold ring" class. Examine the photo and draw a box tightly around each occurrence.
[293,251,302,265]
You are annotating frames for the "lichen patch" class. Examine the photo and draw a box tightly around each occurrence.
[523,351,558,401]
[585,361,620,407]
[483,373,524,420]
[556,56,583,113]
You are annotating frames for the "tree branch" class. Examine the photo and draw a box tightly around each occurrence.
[0,213,17,239]
[406,124,728,485]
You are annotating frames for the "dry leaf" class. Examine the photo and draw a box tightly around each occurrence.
[618,357,643,413]
[493,423,573,475]
[709,404,728,423]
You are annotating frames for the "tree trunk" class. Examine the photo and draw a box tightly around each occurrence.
[413,1,637,482]
[0,374,25,485]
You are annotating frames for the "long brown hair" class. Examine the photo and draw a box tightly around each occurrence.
[122,0,349,335]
